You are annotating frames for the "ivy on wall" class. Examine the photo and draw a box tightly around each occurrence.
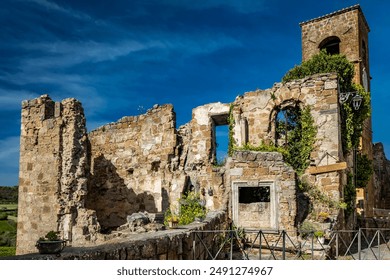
[284,106,317,175]
[227,103,236,157]
[282,51,373,217]
[344,173,356,216]
[282,50,371,154]
[235,106,316,176]
[356,152,373,188]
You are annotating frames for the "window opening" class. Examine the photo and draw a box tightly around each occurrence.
[319,36,340,55]
[239,186,270,203]
[215,125,229,165]
[211,114,229,166]
[275,106,300,147]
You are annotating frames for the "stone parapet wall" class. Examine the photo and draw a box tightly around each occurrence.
[11,211,227,260]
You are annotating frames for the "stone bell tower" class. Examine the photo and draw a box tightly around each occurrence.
[300,5,374,216]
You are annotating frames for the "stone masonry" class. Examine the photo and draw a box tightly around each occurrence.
[17,73,344,254]
[16,5,386,256]
[301,5,375,216]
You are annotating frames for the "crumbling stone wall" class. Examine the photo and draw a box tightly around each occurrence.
[17,95,99,255]
[87,105,180,229]
[181,102,231,212]
[232,73,343,204]
[16,73,345,255]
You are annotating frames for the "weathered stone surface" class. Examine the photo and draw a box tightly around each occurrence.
[16,5,381,257]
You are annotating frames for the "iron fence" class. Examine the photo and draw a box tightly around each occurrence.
[191,228,390,260]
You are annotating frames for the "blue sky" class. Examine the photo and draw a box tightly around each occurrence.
[0,0,389,186]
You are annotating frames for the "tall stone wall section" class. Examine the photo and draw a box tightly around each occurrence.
[87,105,180,229]
[17,95,99,255]
[182,102,231,212]
[300,5,374,216]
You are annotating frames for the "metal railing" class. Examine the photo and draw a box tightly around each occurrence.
[191,228,390,260]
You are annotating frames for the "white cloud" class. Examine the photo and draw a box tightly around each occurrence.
[20,40,158,68]
[0,89,37,109]
[28,0,92,21]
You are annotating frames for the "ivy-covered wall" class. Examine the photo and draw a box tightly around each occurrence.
[228,73,344,223]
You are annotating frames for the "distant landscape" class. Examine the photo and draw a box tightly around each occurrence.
[0,186,18,256]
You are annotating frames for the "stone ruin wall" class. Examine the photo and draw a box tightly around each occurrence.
[17,73,347,254]
[13,211,227,260]
[225,151,296,232]
[232,73,343,204]
[17,96,100,254]
[86,104,180,229]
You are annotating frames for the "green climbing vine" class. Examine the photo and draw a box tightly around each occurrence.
[344,173,356,216]
[356,152,373,188]
[236,105,316,175]
[281,51,372,218]
[284,106,317,175]
[227,103,236,156]
[282,50,371,154]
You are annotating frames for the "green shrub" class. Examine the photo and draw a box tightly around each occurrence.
[39,230,60,241]
[282,50,354,92]
[178,192,207,225]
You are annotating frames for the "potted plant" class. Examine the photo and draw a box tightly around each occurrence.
[36,231,66,254]
[314,230,325,244]
[167,215,179,229]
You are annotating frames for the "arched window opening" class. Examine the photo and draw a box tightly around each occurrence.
[275,106,301,147]
[319,36,341,55]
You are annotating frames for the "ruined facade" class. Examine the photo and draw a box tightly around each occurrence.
[16,5,390,255]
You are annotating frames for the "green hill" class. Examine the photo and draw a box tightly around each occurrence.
[0,186,18,256]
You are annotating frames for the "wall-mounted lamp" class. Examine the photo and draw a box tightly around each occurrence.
[351,94,363,110]
[339,91,362,110]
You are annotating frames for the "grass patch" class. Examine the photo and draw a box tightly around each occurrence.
[0,220,15,232]
[7,216,17,222]
[0,220,17,248]
[0,204,18,210]
[0,246,16,257]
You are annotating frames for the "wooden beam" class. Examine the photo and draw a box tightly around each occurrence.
[308,162,347,175]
